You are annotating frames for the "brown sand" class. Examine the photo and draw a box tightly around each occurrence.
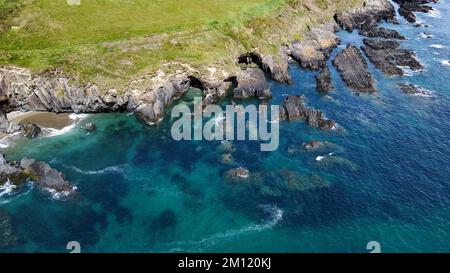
[8,112,72,129]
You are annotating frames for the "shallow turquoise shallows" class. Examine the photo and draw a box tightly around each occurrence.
[1,2,450,253]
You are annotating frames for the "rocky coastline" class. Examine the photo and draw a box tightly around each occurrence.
[0,0,439,196]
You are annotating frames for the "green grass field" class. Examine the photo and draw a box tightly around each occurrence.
[0,0,361,90]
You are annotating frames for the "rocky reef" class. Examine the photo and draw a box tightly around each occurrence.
[394,0,436,23]
[0,209,17,250]
[316,66,333,93]
[0,154,75,195]
[361,39,422,76]
[280,95,336,130]
[398,83,432,96]
[333,45,376,93]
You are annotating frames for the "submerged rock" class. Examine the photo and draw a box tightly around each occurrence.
[233,68,271,99]
[280,95,336,130]
[21,123,41,139]
[0,209,18,249]
[303,140,336,152]
[332,44,376,93]
[316,66,333,93]
[398,83,432,96]
[220,153,234,165]
[278,169,330,192]
[315,154,360,172]
[361,39,423,76]
[151,210,177,230]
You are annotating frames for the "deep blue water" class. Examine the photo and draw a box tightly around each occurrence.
[1,1,449,253]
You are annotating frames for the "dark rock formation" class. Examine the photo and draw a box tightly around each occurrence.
[358,24,405,40]
[289,22,340,71]
[82,121,96,132]
[233,68,271,99]
[398,83,432,96]
[361,39,423,76]
[332,45,376,93]
[394,0,436,23]
[21,123,41,139]
[280,95,336,130]
[278,169,330,192]
[335,0,396,31]
[261,52,291,83]
[316,66,333,93]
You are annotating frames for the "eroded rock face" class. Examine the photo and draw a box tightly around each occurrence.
[332,44,376,93]
[233,68,271,99]
[361,39,423,76]
[358,24,405,40]
[289,22,340,71]
[280,95,336,130]
[316,66,333,93]
[394,0,436,23]
[21,123,41,139]
[335,0,396,31]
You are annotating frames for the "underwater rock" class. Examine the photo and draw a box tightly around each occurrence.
[151,210,177,230]
[303,140,335,152]
[218,140,236,153]
[233,68,271,99]
[220,153,234,165]
[280,95,336,130]
[316,66,333,93]
[361,39,423,76]
[21,123,41,139]
[315,154,359,172]
[333,44,376,93]
[224,167,250,182]
[278,169,330,192]
[398,83,432,96]
[0,209,18,249]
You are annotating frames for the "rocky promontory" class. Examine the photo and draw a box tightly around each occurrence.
[332,45,376,93]
[394,0,436,23]
[0,154,75,196]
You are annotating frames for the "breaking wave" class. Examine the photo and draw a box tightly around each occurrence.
[64,164,126,175]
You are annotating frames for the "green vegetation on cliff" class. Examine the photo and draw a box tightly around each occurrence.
[0,0,362,89]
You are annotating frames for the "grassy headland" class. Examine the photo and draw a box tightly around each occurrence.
[0,0,363,90]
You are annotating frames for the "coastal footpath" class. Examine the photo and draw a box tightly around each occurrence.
[0,0,439,194]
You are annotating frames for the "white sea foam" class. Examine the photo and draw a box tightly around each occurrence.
[69,113,90,121]
[316,153,334,162]
[43,113,89,137]
[427,9,441,19]
[442,60,450,67]
[419,33,434,39]
[166,205,283,251]
[64,164,125,175]
[45,185,77,200]
[430,44,446,49]
[0,181,16,199]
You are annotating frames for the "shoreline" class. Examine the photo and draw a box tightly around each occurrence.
[7,111,73,130]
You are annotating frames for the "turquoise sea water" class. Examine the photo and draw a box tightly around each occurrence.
[1,1,450,253]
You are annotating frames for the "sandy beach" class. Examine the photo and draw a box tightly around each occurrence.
[7,111,73,130]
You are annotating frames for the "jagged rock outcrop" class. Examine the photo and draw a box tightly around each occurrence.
[233,68,271,99]
[316,66,333,93]
[361,39,423,76]
[335,0,396,31]
[280,95,336,130]
[261,52,291,83]
[333,44,376,93]
[358,24,405,40]
[82,121,96,132]
[394,0,436,23]
[21,123,41,139]
[0,154,75,195]
[398,83,432,96]
[289,22,340,70]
